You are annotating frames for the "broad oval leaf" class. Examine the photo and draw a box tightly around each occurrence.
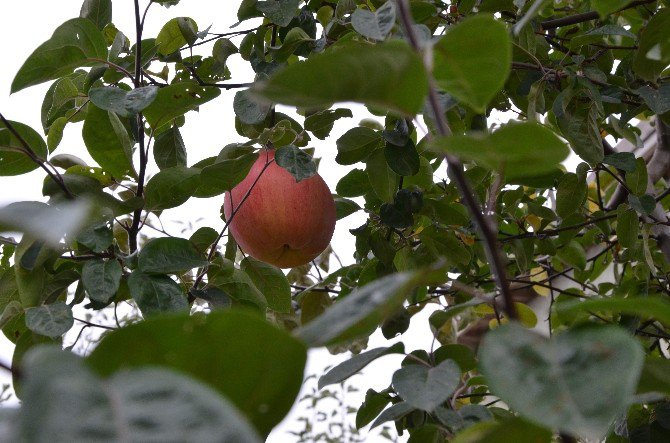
[82,104,134,178]
[80,0,113,30]
[143,82,221,130]
[429,122,568,181]
[479,323,644,441]
[24,302,73,338]
[0,121,48,176]
[87,310,307,435]
[240,257,291,313]
[18,347,261,443]
[633,9,670,82]
[274,145,317,182]
[82,259,122,303]
[153,126,187,170]
[351,1,396,41]
[392,359,461,412]
[11,18,108,93]
[88,86,159,118]
[257,0,300,27]
[156,17,199,55]
[433,15,511,113]
[198,148,259,197]
[336,127,382,165]
[127,271,189,317]
[144,166,201,210]
[234,90,271,125]
[138,237,208,274]
[253,40,428,116]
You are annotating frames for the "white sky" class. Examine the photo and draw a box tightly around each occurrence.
[0,2,445,440]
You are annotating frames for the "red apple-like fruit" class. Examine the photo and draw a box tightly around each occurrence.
[223,149,336,269]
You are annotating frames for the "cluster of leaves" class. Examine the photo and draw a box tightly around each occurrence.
[1,0,670,441]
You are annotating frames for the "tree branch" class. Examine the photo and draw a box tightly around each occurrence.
[397,0,517,320]
[0,112,73,199]
[540,0,658,30]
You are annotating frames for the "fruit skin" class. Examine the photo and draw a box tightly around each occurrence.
[223,149,336,269]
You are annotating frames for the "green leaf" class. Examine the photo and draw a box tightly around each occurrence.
[80,0,113,30]
[370,402,414,429]
[233,90,271,125]
[556,240,586,270]
[356,389,392,429]
[24,302,73,338]
[591,0,628,17]
[294,265,440,346]
[392,359,460,412]
[319,343,404,389]
[0,120,48,176]
[82,105,134,178]
[156,17,199,54]
[625,157,648,196]
[635,84,670,115]
[305,108,353,140]
[351,1,396,41]
[429,122,568,181]
[144,166,201,210]
[88,86,159,118]
[336,127,382,165]
[240,257,291,313]
[557,104,604,165]
[19,347,261,442]
[207,259,268,310]
[87,310,306,435]
[153,126,187,169]
[366,149,398,203]
[198,148,259,197]
[433,15,511,113]
[138,237,208,274]
[127,271,189,316]
[638,358,670,396]
[633,9,670,82]
[46,117,68,152]
[254,40,428,116]
[451,417,552,443]
[257,0,300,27]
[11,18,107,93]
[212,38,238,70]
[556,297,670,329]
[603,152,636,172]
[335,197,361,220]
[384,139,420,176]
[82,259,122,303]
[270,27,314,62]
[238,0,261,21]
[617,208,639,249]
[555,173,586,218]
[479,323,644,440]
[274,145,317,182]
[336,168,369,197]
[143,82,221,130]
[0,201,92,247]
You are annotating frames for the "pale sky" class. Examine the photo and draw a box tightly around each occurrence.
[0,2,446,440]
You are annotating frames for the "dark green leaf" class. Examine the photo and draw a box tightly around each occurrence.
[87,310,306,435]
[351,1,396,41]
[24,302,73,338]
[11,18,108,93]
[144,166,201,210]
[633,9,670,82]
[635,84,670,115]
[82,104,134,178]
[370,402,414,429]
[603,152,636,172]
[305,108,353,140]
[479,323,644,440]
[88,86,159,118]
[153,126,187,169]
[138,237,208,274]
[143,82,221,130]
[366,149,398,203]
[336,168,369,197]
[319,343,404,389]
[433,15,511,113]
[392,359,460,412]
[240,257,291,313]
[19,347,261,442]
[556,297,670,329]
[625,157,648,196]
[450,417,552,443]
[429,122,568,180]
[384,139,420,176]
[198,148,259,197]
[274,145,317,182]
[80,0,112,30]
[556,173,587,218]
[336,127,381,165]
[233,90,271,125]
[334,197,361,220]
[254,40,428,116]
[0,120,48,176]
[628,193,656,215]
[591,0,628,17]
[207,259,268,310]
[82,259,122,303]
[257,0,300,27]
[127,271,189,316]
